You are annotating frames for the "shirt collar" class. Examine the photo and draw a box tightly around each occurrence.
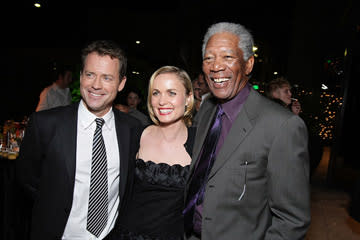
[220,83,251,122]
[78,100,114,131]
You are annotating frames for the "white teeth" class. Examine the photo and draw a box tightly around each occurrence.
[159,109,173,114]
[213,78,229,83]
[90,92,102,97]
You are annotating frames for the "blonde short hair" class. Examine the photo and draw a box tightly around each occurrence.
[147,66,194,127]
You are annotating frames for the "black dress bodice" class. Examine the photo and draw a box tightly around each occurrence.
[110,127,196,240]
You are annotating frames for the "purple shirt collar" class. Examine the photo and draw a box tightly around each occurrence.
[220,83,251,122]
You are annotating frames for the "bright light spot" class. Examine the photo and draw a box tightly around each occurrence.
[34,3,41,7]
[136,41,141,44]
[321,84,328,90]
[252,46,258,52]
[274,72,278,75]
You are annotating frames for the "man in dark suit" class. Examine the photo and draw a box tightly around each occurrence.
[16,40,143,240]
[184,22,311,239]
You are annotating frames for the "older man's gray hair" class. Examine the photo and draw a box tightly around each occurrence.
[202,22,254,61]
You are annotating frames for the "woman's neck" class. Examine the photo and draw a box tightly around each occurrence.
[158,120,187,142]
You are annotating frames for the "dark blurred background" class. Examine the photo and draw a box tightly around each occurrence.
[1,0,360,181]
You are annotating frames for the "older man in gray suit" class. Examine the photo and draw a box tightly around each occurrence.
[184,22,311,239]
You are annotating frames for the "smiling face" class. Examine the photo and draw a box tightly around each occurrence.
[202,32,254,102]
[80,52,126,117]
[150,73,191,126]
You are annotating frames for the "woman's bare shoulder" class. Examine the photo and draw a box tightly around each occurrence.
[140,125,159,143]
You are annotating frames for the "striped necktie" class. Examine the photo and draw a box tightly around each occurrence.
[87,118,108,237]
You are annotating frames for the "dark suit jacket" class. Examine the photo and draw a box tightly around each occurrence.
[186,89,311,239]
[16,102,143,240]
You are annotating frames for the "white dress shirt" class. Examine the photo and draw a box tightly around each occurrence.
[62,100,120,240]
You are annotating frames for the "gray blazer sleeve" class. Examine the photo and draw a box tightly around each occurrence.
[265,115,311,239]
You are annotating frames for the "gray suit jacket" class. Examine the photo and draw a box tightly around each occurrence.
[186,89,311,239]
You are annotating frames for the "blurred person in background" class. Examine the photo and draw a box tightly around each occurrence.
[35,63,74,112]
[125,88,151,126]
[196,72,211,106]
[192,72,211,115]
[192,78,202,113]
[265,76,301,115]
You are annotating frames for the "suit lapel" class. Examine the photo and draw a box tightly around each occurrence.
[208,107,253,178]
[61,103,79,189]
[208,89,259,179]
[190,104,217,175]
[113,110,130,201]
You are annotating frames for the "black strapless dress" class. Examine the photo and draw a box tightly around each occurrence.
[108,127,195,240]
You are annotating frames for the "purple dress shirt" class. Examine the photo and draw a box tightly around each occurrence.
[192,83,251,235]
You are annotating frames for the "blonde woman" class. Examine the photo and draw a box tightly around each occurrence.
[108,66,195,240]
